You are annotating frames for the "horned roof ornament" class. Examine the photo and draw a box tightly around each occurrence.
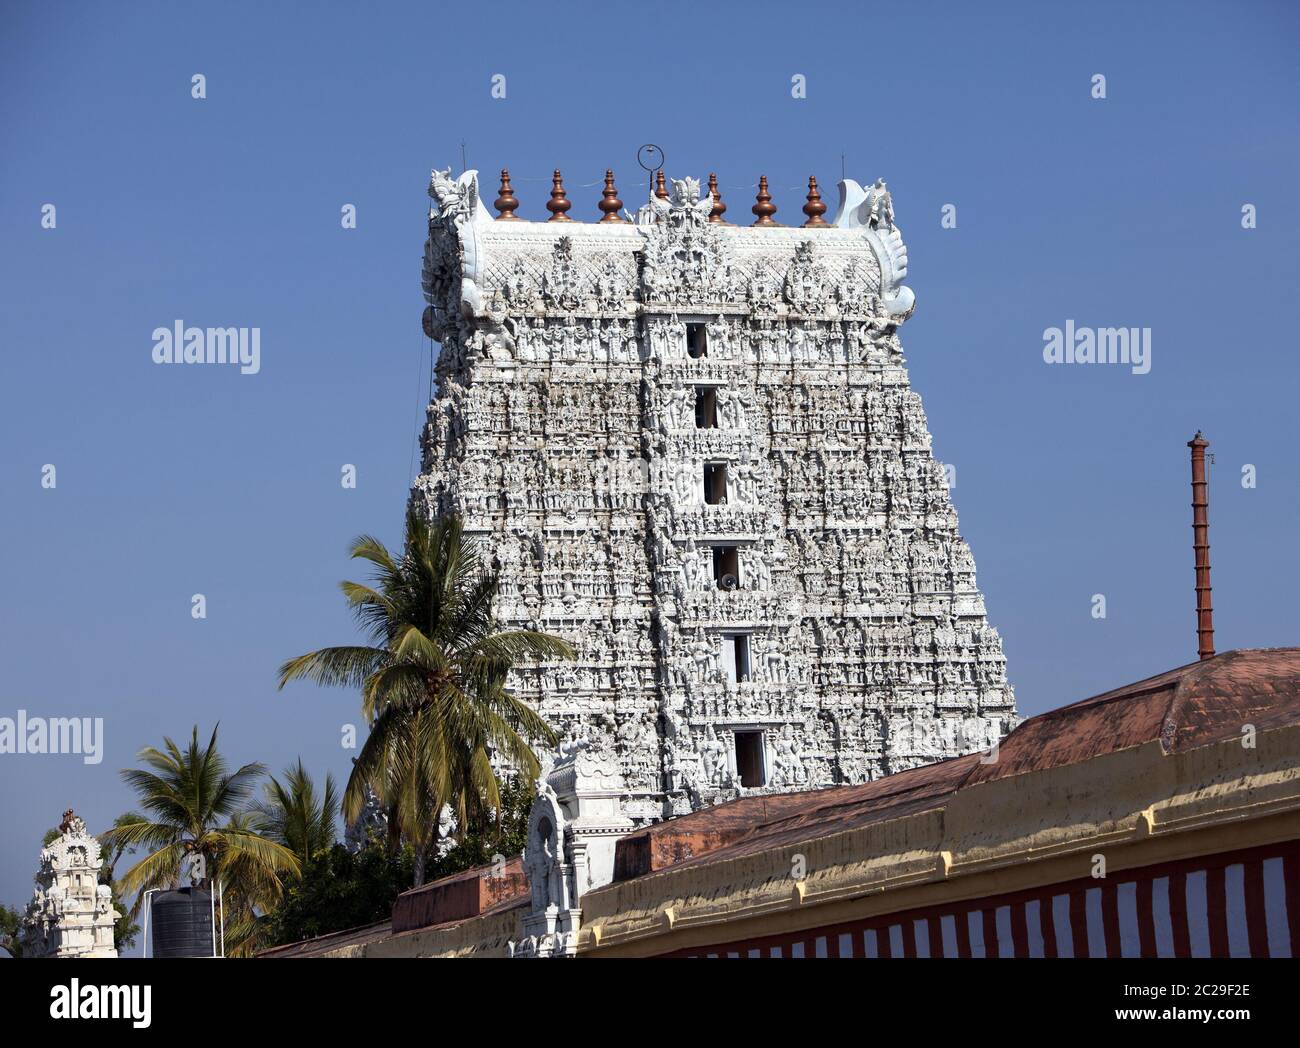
[645,176,714,227]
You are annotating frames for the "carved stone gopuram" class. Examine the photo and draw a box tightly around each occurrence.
[416,167,1017,827]
[20,810,119,958]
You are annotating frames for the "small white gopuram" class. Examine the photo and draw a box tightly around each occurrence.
[21,809,120,958]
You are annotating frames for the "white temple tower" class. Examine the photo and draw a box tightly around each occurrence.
[21,810,119,958]
[416,167,1017,827]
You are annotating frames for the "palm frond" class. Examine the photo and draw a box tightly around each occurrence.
[118,842,186,899]
[276,645,387,691]
[277,511,573,883]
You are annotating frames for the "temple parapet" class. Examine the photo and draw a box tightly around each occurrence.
[424,169,915,336]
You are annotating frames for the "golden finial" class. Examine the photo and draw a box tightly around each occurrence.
[598,169,626,222]
[546,169,573,222]
[494,168,520,221]
[751,175,778,226]
[708,173,728,224]
[801,176,829,227]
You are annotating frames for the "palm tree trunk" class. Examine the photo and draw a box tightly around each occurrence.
[385,801,401,856]
[413,842,427,888]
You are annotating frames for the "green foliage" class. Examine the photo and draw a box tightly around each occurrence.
[262,842,415,947]
[103,725,300,907]
[101,726,299,956]
[234,760,342,954]
[251,759,339,867]
[97,815,141,954]
[0,902,23,958]
[106,885,140,954]
[424,775,533,884]
[278,509,571,884]
[260,776,534,949]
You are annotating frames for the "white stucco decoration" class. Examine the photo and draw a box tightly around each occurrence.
[416,168,1018,953]
[20,811,119,958]
[832,178,914,319]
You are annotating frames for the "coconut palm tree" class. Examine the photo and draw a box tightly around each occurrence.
[213,811,291,957]
[104,726,300,913]
[251,759,339,869]
[277,508,572,885]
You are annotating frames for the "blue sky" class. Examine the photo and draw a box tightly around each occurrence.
[2,0,1298,927]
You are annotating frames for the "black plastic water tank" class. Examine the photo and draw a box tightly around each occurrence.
[151,887,215,958]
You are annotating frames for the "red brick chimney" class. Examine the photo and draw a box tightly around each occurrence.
[1188,432,1215,660]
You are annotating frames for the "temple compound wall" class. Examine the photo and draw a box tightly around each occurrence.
[415,167,1018,846]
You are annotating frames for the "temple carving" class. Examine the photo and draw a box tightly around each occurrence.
[416,167,1018,847]
[20,810,119,958]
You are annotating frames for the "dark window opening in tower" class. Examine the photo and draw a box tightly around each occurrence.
[704,462,728,504]
[686,322,708,358]
[713,546,740,590]
[695,386,718,428]
[734,730,766,787]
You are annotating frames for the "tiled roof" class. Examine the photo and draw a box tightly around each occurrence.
[257,919,393,958]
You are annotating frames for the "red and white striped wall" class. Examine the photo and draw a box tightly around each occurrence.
[666,840,1300,958]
